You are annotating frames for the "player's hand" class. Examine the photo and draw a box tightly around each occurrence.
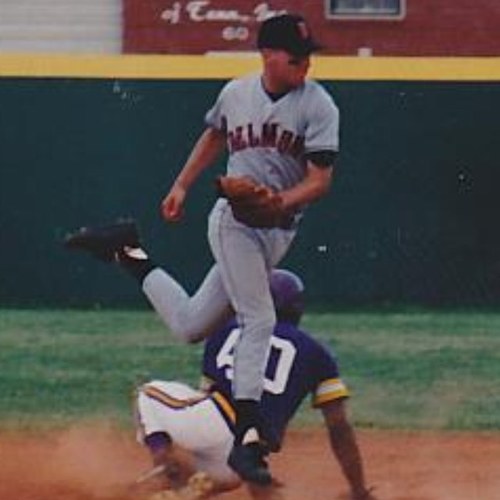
[161,184,186,222]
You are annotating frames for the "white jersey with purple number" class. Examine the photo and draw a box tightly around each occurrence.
[205,74,340,192]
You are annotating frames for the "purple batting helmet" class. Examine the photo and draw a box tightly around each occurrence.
[270,269,305,325]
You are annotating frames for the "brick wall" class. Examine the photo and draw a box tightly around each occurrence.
[123,0,500,56]
[1,0,497,56]
[327,0,500,56]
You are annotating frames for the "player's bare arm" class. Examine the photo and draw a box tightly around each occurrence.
[321,399,377,500]
[161,126,226,222]
[279,161,334,212]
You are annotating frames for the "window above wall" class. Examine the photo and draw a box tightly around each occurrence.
[326,0,406,20]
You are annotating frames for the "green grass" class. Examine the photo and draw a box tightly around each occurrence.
[303,311,500,430]
[0,310,203,428]
[1,309,500,431]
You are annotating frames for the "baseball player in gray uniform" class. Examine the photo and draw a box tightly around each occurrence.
[65,13,339,486]
[160,13,339,485]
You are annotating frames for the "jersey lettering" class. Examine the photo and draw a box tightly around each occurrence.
[216,328,297,395]
[261,122,278,147]
[226,121,304,158]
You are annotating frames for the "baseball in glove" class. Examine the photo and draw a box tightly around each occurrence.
[216,176,294,229]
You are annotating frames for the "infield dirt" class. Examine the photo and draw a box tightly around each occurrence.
[0,424,498,500]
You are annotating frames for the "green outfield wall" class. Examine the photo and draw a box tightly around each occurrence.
[1,56,499,307]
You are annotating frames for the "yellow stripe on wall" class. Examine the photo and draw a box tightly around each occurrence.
[0,53,499,81]
[312,56,500,82]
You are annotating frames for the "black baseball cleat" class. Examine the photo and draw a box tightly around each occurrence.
[63,219,140,262]
[228,442,272,486]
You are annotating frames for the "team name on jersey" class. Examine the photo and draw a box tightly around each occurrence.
[224,119,305,158]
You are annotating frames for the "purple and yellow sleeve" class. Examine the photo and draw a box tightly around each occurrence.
[312,377,350,408]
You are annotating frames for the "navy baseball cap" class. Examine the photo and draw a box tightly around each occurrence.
[257,14,321,57]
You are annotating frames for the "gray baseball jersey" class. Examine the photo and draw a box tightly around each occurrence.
[144,74,340,402]
[206,75,340,400]
[205,73,339,195]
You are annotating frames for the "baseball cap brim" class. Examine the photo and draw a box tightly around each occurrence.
[258,38,322,57]
[289,40,322,57]
[257,14,322,58]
